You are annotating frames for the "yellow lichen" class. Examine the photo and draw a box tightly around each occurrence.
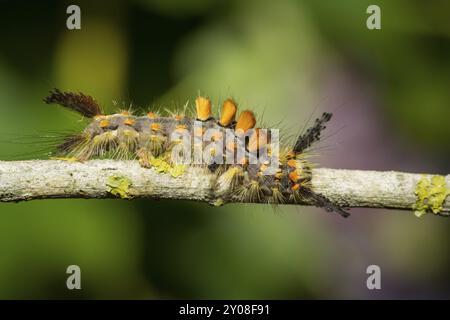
[413,175,449,217]
[429,176,450,214]
[212,198,224,207]
[50,157,79,162]
[150,158,171,173]
[148,156,186,178]
[169,164,186,178]
[106,176,132,199]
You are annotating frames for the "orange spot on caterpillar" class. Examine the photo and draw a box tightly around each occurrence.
[150,123,161,131]
[147,112,157,119]
[288,171,300,183]
[238,157,248,165]
[194,127,205,136]
[124,118,135,126]
[287,159,297,168]
[219,99,237,127]
[195,96,212,121]
[99,119,110,128]
[236,110,256,133]
[291,183,300,191]
[174,114,184,121]
[175,124,188,133]
[211,131,223,141]
[120,110,130,116]
[226,141,236,152]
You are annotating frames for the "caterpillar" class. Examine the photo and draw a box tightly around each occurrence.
[43,88,349,217]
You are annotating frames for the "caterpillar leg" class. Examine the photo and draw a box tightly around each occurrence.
[54,133,92,162]
[136,147,152,168]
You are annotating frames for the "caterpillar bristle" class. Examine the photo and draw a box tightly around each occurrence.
[247,180,264,202]
[55,134,86,155]
[68,135,92,161]
[91,131,118,157]
[293,112,332,154]
[299,188,350,218]
[235,179,264,203]
[218,166,243,190]
[271,186,286,204]
[44,89,102,118]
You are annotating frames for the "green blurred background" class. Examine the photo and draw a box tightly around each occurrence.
[0,0,449,299]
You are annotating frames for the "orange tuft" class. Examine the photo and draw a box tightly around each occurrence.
[287,159,297,168]
[147,112,157,119]
[174,114,184,121]
[211,131,223,141]
[291,183,300,191]
[235,110,256,133]
[150,123,161,131]
[99,119,110,128]
[219,99,237,127]
[194,127,205,136]
[124,118,135,126]
[238,157,248,165]
[288,171,300,182]
[175,124,188,132]
[226,141,236,152]
[120,110,130,116]
[195,96,212,121]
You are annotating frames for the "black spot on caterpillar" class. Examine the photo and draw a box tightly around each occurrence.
[43,89,350,217]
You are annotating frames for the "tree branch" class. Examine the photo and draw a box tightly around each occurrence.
[0,160,449,216]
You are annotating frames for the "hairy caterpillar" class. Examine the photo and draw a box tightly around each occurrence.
[43,88,349,217]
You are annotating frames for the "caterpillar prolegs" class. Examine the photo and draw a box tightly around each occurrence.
[44,89,349,217]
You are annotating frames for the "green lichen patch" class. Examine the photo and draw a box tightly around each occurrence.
[150,157,171,173]
[50,156,79,162]
[413,175,450,217]
[170,164,186,178]
[106,175,132,199]
[429,176,450,214]
[148,157,186,178]
[212,198,224,207]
